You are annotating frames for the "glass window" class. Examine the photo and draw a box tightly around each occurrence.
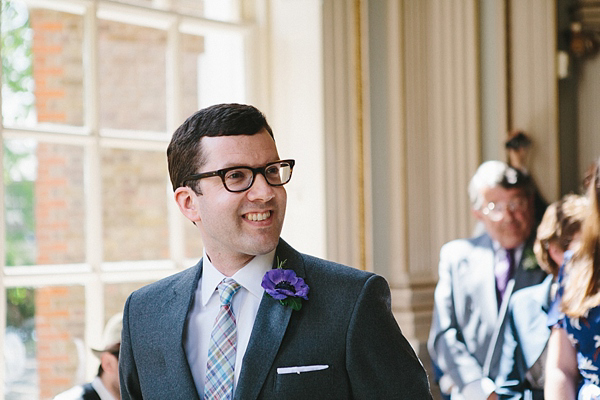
[4,139,86,267]
[104,281,151,317]
[98,20,167,134]
[1,2,85,128]
[6,285,85,399]
[197,30,246,107]
[101,148,169,262]
[180,33,203,120]
[106,0,241,22]
[2,0,250,396]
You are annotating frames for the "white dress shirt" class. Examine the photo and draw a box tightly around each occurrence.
[53,376,116,400]
[184,249,274,396]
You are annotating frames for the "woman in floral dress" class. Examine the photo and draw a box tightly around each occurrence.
[546,157,600,400]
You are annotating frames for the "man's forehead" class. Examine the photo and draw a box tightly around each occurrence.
[201,132,279,167]
[483,186,527,200]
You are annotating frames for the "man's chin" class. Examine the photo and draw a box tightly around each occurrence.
[247,238,280,256]
[499,236,528,249]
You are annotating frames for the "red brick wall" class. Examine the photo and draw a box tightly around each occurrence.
[29,5,204,398]
[35,286,85,399]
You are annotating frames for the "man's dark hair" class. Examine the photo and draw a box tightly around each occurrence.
[167,103,274,192]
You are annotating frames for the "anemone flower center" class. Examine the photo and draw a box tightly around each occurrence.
[275,281,295,292]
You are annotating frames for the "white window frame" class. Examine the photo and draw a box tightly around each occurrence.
[0,0,258,388]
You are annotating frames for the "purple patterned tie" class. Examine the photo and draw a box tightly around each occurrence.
[204,279,241,400]
[496,248,515,306]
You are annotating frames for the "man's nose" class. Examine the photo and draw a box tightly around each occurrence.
[247,172,275,201]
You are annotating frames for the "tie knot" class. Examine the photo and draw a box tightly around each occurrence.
[218,279,241,306]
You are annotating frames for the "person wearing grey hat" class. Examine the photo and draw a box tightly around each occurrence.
[53,313,122,400]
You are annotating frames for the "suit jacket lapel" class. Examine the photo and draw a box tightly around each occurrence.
[234,239,302,400]
[485,237,540,378]
[474,235,499,320]
[163,260,204,400]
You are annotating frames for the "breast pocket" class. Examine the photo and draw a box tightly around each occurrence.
[273,365,345,399]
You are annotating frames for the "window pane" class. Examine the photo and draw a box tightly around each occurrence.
[196,31,246,107]
[4,140,86,267]
[1,1,85,128]
[102,148,169,262]
[180,33,202,121]
[98,20,167,133]
[5,285,85,399]
[104,0,241,22]
[104,281,151,317]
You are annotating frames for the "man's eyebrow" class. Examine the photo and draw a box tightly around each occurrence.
[217,160,282,169]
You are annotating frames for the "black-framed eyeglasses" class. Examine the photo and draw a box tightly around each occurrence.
[181,159,295,193]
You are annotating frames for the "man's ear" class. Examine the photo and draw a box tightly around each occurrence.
[472,208,483,221]
[100,351,118,374]
[174,186,201,223]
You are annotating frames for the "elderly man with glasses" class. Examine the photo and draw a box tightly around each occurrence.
[428,160,547,400]
[119,103,432,400]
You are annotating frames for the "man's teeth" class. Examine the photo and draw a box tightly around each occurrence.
[246,211,271,221]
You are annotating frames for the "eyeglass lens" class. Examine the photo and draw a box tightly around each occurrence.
[483,198,527,221]
[224,161,292,192]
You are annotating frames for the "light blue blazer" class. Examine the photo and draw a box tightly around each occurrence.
[495,275,553,399]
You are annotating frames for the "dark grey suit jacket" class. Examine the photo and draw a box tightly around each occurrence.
[119,239,432,399]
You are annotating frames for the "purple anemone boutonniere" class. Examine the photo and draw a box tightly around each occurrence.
[261,257,309,311]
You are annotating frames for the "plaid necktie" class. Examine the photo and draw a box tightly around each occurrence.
[204,279,241,400]
[495,248,515,306]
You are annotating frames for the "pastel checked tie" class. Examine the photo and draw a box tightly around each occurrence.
[204,279,241,400]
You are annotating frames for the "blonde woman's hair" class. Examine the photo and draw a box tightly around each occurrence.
[534,194,588,276]
[562,158,600,318]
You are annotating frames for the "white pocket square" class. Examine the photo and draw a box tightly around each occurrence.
[276,365,329,375]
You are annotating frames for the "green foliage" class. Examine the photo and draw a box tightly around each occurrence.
[2,0,36,265]
[3,141,36,266]
[6,287,35,328]
[1,0,35,121]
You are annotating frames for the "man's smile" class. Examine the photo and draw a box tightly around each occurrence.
[244,211,272,221]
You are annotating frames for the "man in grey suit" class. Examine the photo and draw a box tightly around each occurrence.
[119,103,432,399]
[428,160,547,400]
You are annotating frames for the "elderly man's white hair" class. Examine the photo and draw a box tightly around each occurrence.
[468,160,522,210]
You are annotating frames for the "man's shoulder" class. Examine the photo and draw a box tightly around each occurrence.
[510,275,552,307]
[128,261,201,301]
[279,240,379,293]
[302,253,376,283]
[440,233,492,256]
[279,239,374,279]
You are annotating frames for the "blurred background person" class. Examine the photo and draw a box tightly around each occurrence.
[505,130,548,228]
[54,313,122,400]
[496,194,588,399]
[545,157,600,400]
[429,160,547,400]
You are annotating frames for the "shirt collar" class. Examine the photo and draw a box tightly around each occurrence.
[492,240,524,252]
[201,249,275,306]
[492,240,525,262]
[90,376,116,400]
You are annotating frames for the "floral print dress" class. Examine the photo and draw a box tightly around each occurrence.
[549,251,600,400]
